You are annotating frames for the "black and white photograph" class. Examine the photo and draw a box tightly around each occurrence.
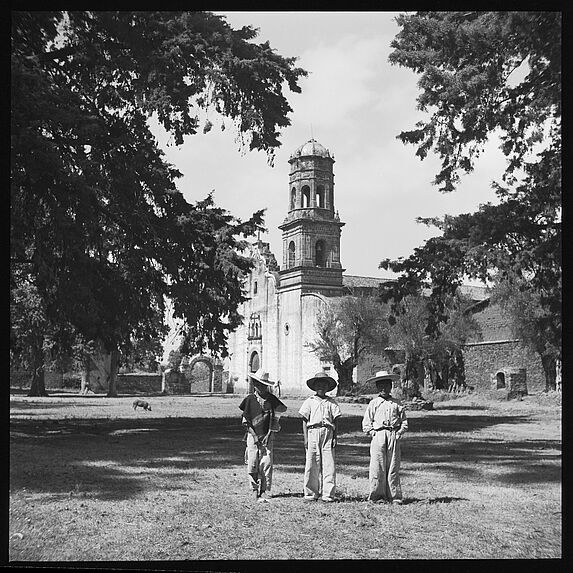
[9,10,561,564]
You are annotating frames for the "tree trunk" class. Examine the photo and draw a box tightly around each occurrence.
[333,358,355,395]
[423,360,433,391]
[161,368,172,394]
[404,355,423,398]
[453,349,466,392]
[80,368,90,394]
[106,348,120,397]
[80,354,91,394]
[427,358,445,390]
[541,353,557,391]
[28,340,48,397]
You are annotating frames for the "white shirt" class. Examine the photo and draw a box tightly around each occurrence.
[362,395,408,437]
[299,395,342,428]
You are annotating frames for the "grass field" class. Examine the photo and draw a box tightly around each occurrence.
[9,390,562,562]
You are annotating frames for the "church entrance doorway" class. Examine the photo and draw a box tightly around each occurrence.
[249,351,260,393]
[189,358,212,393]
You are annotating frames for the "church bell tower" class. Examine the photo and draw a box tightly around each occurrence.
[278,139,345,295]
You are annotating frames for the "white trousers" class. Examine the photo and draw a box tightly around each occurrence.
[368,429,402,501]
[304,426,336,499]
[245,433,274,493]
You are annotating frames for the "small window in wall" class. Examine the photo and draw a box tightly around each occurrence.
[316,185,324,207]
[315,240,325,267]
[496,372,506,389]
[284,323,290,335]
[290,187,296,210]
[288,241,296,268]
[254,281,258,295]
[302,185,310,208]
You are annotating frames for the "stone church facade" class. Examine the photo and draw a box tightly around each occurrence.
[222,138,547,397]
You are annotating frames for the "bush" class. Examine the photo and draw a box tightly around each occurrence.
[62,374,81,390]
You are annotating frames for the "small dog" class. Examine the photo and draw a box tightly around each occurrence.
[132,399,151,411]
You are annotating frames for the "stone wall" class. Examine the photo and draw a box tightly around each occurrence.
[493,367,528,398]
[117,373,162,394]
[10,369,75,389]
[463,340,545,393]
[164,373,189,394]
[10,370,31,388]
[469,299,515,342]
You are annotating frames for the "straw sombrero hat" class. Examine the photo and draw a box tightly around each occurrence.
[249,368,277,387]
[365,370,399,386]
[306,372,337,392]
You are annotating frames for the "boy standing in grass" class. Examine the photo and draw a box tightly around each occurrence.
[362,370,408,504]
[299,372,342,502]
[239,369,287,502]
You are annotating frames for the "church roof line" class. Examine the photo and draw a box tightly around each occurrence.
[340,274,489,302]
[342,275,395,288]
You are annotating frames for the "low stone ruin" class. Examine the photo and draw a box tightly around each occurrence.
[403,396,434,410]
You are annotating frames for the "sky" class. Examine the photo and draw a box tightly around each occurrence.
[152,11,506,280]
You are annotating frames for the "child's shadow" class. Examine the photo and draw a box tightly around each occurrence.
[272,493,468,504]
[334,495,470,504]
[273,492,305,499]
[337,494,369,502]
[406,496,469,505]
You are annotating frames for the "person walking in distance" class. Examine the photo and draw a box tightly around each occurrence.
[239,369,287,502]
[299,372,342,502]
[362,370,408,504]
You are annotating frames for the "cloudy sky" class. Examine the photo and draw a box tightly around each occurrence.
[153,11,505,280]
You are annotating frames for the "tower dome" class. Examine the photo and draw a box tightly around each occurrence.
[289,138,333,161]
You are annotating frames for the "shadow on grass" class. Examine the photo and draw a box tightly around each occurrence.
[273,492,305,499]
[10,400,114,412]
[433,404,489,411]
[397,496,469,505]
[337,493,368,502]
[10,411,561,502]
[10,393,168,408]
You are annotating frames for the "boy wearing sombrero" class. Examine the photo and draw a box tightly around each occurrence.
[298,372,342,502]
[239,368,287,502]
[362,370,408,504]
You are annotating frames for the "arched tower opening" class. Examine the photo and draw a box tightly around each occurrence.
[288,241,296,268]
[316,185,324,208]
[301,185,310,208]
